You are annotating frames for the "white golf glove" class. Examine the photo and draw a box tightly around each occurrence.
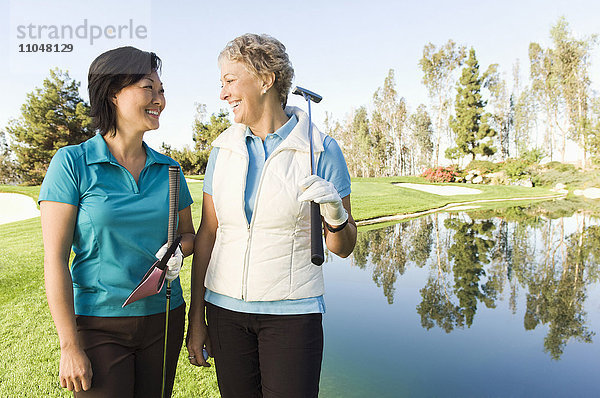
[155,242,184,282]
[298,175,348,226]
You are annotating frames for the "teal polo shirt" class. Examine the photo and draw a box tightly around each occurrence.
[39,134,193,317]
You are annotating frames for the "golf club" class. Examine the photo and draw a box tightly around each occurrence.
[121,235,180,307]
[292,86,324,266]
[161,165,180,398]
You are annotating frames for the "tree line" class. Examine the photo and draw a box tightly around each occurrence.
[2,17,598,184]
[327,17,600,177]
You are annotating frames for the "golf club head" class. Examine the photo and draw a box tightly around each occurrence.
[122,264,166,307]
[122,236,181,307]
[292,86,322,103]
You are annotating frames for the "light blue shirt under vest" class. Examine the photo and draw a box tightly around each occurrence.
[39,134,193,317]
[203,114,351,315]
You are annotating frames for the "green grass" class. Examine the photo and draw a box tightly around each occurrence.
[0,217,218,397]
[349,176,558,221]
[185,175,205,181]
[2,177,559,224]
[0,185,41,203]
[0,177,559,396]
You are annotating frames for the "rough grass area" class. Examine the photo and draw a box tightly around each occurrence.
[530,163,600,189]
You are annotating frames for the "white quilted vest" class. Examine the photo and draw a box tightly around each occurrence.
[205,106,326,301]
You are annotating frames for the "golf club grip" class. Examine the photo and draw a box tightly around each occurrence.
[311,201,324,266]
[168,166,180,247]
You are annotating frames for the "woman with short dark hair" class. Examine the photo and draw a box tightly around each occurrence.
[40,46,195,397]
[186,33,357,398]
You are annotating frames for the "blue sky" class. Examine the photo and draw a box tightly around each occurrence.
[1,0,599,150]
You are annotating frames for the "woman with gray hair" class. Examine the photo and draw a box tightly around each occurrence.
[186,33,356,397]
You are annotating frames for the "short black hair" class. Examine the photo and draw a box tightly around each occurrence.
[88,46,162,136]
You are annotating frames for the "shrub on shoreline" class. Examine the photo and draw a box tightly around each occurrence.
[422,165,459,183]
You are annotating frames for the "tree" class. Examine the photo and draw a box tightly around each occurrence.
[408,104,434,173]
[351,106,384,177]
[589,97,600,162]
[550,17,598,167]
[512,60,537,157]
[192,104,231,173]
[160,104,231,175]
[372,69,407,175]
[419,40,466,166]
[6,68,93,184]
[529,42,561,161]
[484,64,513,160]
[0,130,19,184]
[448,48,496,162]
[160,143,203,175]
[326,112,362,177]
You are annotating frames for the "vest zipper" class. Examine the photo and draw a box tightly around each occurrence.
[241,157,250,300]
[241,148,281,301]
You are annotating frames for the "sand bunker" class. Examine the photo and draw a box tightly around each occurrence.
[395,183,482,196]
[0,193,40,225]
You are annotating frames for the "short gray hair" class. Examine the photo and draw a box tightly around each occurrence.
[219,33,294,108]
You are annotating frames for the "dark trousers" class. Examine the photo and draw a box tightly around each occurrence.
[73,304,185,398]
[206,302,324,398]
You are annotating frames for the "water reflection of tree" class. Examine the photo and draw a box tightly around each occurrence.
[354,203,600,359]
[352,218,436,304]
[415,214,500,331]
[445,216,498,327]
[408,217,433,268]
[352,223,410,303]
[523,214,599,359]
[416,214,461,332]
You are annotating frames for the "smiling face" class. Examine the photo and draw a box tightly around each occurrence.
[113,70,165,135]
[219,59,266,127]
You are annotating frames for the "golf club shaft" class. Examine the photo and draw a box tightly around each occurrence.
[307,99,324,266]
[161,294,170,398]
[162,166,180,398]
[168,166,180,247]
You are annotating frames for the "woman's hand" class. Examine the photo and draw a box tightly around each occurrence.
[186,320,212,367]
[59,344,93,392]
[297,176,357,257]
[298,175,348,227]
[155,242,184,281]
[186,193,218,368]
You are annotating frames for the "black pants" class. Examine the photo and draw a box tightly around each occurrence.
[73,304,185,398]
[206,302,323,398]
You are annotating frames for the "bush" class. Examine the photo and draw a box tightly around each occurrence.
[519,148,546,165]
[545,161,577,173]
[421,165,459,183]
[529,162,599,188]
[501,158,529,179]
[465,160,499,174]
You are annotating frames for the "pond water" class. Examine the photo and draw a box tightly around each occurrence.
[319,201,600,397]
